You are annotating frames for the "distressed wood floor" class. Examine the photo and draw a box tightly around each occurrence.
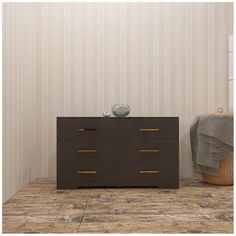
[3,178,233,233]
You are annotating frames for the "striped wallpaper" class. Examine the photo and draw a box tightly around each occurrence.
[3,3,233,202]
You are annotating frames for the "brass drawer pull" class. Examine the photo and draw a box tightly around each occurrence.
[139,170,159,174]
[77,128,85,132]
[77,149,97,153]
[139,149,160,153]
[77,128,97,132]
[77,170,97,174]
[139,128,159,132]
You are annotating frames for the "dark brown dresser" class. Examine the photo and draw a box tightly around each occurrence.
[57,117,179,189]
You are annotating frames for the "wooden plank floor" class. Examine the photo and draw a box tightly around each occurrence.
[3,178,233,233]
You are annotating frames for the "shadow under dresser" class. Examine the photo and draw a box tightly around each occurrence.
[57,117,179,189]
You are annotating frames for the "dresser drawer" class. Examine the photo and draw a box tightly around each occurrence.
[118,140,178,161]
[57,161,117,182]
[57,117,179,189]
[118,161,178,182]
[118,118,178,139]
[57,118,116,139]
[58,140,117,161]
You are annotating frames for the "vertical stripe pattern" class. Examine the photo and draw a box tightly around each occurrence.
[3,3,233,202]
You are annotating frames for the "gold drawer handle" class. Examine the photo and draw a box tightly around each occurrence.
[139,170,159,174]
[139,128,159,132]
[77,128,97,132]
[77,149,97,153]
[77,170,97,174]
[139,149,160,153]
[77,128,85,132]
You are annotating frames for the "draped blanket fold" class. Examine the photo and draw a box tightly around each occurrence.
[190,114,233,176]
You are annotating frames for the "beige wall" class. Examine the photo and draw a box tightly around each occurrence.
[3,3,233,201]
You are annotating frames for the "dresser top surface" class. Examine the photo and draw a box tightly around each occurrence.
[57,117,179,119]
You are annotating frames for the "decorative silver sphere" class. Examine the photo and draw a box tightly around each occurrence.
[112,104,130,117]
[103,112,111,117]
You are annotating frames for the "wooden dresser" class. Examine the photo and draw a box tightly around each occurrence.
[57,117,179,189]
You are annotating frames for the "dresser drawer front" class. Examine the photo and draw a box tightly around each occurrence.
[58,140,117,161]
[118,140,178,161]
[118,161,178,182]
[57,118,116,139]
[115,181,179,188]
[118,118,178,139]
[57,161,117,182]
[57,117,179,189]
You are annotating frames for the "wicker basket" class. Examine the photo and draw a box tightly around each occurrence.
[202,108,233,186]
[202,159,233,186]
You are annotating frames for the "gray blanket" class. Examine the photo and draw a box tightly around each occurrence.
[190,114,233,175]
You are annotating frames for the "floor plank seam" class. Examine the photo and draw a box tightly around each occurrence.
[77,191,91,233]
